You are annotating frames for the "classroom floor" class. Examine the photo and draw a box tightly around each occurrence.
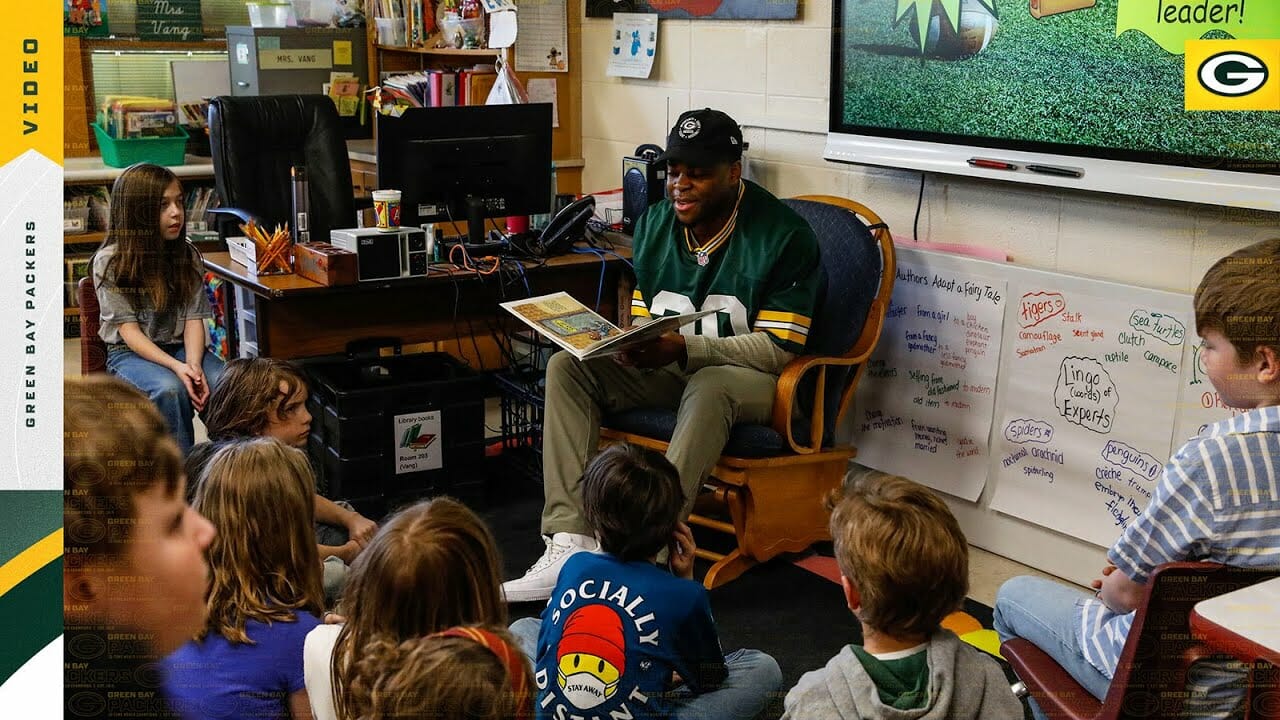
[62,338,1061,605]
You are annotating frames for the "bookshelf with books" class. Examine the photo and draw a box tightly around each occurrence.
[367,0,583,196]
[65,36,229,159]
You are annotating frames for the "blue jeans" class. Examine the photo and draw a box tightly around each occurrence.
[510,617,782,720]
[994,576,1111,720]
[995,576,1247,720]
[106,345,224,455]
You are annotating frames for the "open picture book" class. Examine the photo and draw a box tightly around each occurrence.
[500,292,714,361]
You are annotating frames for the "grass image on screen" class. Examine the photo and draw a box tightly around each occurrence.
[836,0,1280,171]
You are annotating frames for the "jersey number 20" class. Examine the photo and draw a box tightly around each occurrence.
[648,291,750,338]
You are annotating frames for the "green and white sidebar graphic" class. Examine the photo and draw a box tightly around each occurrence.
[0,0,66,716]
[0,492,63,716]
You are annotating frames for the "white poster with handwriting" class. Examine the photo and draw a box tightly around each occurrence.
[847,257,1007,501]
[989,284,1189,546]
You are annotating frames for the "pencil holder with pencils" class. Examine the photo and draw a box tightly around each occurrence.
[239,220,295,275]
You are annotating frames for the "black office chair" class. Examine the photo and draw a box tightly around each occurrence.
[208,95,361,244]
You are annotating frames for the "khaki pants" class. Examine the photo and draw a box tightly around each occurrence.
[540,351,777,535]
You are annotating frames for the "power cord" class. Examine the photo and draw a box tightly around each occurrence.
[913,172,926,241]
[571,246,609,312]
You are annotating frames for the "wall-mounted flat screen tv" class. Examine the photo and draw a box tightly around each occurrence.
[826,0,1280,211]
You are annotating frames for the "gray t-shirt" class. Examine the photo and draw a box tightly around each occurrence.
[92,244,212,346]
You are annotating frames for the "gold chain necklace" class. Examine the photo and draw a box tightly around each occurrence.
[684,182,745,267]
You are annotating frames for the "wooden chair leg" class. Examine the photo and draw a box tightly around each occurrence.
[692,461,846,589]
[702,549,757,590]
[734,460,845,561]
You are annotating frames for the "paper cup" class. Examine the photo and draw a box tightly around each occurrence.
[506,215,530,234]
[372,189,402,232]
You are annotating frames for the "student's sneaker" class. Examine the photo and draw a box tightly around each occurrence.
[502,532,598,603]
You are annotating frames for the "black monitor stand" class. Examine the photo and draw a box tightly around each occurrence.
[466,196,486,245]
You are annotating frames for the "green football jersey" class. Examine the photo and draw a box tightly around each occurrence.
[630,180,821,354]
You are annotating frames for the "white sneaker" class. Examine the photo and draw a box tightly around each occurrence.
[502,532,597,603]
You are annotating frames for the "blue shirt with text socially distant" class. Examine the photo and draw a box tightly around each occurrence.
[532,552,727,719]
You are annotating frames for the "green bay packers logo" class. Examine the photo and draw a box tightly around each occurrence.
[1198,50,1269,97]
[677,117,701,139]
[1185,40,1280,111]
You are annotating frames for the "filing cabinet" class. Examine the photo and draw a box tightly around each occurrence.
[226,26,371,139]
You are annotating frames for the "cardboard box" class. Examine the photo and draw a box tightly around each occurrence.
[296,242,358,286]
[1029,0,1096,18]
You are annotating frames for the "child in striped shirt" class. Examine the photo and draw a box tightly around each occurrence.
[994,237,1280,720]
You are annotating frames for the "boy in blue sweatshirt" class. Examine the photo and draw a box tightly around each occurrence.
[510,443,782,719]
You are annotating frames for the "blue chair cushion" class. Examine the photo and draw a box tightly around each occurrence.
[604,408,787,459]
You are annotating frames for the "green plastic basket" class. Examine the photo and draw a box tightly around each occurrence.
[92,123,189,168]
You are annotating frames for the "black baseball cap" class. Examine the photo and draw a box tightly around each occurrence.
[656,108,743,167]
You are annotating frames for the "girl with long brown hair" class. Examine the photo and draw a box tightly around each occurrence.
[163,438,324,719]
[92,162,224,453]
[302,497,508,720]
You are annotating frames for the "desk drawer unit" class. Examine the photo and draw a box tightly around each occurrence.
[232,283,259,358]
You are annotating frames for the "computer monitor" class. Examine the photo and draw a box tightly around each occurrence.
[376,104,554,240]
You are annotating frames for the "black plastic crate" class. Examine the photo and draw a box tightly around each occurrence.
[319,401,486,458]
[306,393,327,445]
[319,444,388,500]
[306,352,483,418]
[300,351,488,508]
[320,405,383,457]
[496,367,546,485]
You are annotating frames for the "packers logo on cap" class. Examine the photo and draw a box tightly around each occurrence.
[678,117,701,139]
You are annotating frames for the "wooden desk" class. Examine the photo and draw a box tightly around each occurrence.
[1191,576,1280,720]
[203,248,633,360]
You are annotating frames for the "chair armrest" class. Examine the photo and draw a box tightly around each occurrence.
[774,354,828,454]
[772,296,889,455]
[773,353,862,455]
[772,302,887,455]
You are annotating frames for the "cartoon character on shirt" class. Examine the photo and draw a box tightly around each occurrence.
[556,604,625,710]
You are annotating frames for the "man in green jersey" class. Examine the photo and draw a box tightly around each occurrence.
[503,109,823,602]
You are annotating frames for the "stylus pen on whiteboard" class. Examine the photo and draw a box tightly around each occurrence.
[967,158,1018,171]
[1026,164,1084,178]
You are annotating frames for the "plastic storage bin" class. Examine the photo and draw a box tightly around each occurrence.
[301,351,487,512]
[247,2,295,27]
[497,368,545,485]
[64,206,91,234]
[496,329,555,485]
[92,123,188,168]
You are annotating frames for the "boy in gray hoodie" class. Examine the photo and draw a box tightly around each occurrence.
[782,475,1024,720]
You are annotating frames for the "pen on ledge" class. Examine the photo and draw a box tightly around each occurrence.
[1026,164,1084,178]
[967,158,1018,171]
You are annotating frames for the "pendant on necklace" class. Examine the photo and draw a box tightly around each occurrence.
[697,252,709,267]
